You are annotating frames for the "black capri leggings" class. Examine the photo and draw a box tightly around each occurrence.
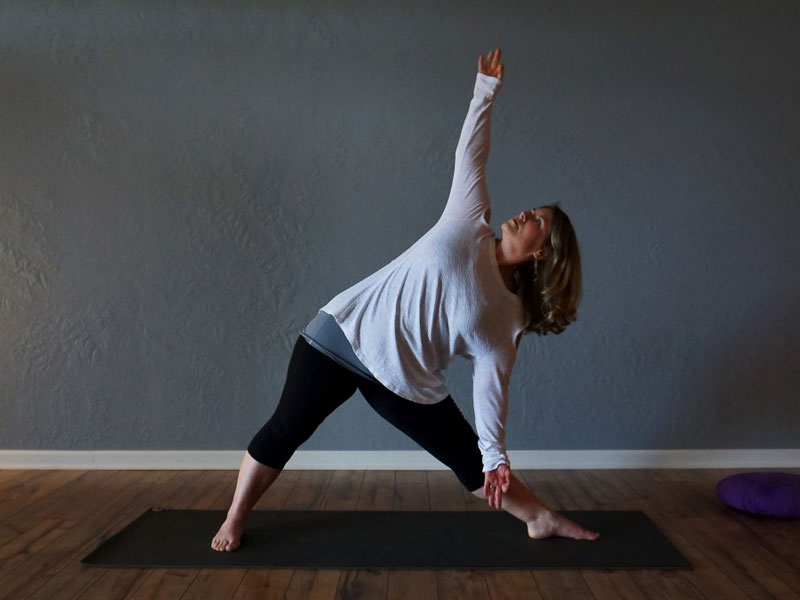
[247,335,486,493]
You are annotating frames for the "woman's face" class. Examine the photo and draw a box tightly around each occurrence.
[500,207,554,260]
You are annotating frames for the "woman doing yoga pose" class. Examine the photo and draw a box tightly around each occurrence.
[212,48,600,551]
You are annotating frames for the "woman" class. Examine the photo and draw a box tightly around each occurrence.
[212,48,599,552]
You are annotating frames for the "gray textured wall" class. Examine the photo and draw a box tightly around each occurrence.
[1,0,798,452]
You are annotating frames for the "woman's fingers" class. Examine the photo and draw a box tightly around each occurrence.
[484,477,494,505]
[485,477,497,508]
[483,463,512,509]
[489,48,500,70]
[478,48,502,77]
[486,481,502,509]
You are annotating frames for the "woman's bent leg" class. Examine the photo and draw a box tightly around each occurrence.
[225,450,282,522]
[246,336,360,470]
[212,451,282,552]
[212,336,360,552]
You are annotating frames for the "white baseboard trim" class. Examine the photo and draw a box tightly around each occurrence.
[1,449,798,470]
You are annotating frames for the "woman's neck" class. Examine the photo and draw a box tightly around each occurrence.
[495,239,517,291]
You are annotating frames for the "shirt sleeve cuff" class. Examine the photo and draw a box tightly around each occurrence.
[474,72,503,99]
[481,450,510,473]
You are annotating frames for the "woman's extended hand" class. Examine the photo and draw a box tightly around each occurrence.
[484,463,511,509]
[478,48,503,81]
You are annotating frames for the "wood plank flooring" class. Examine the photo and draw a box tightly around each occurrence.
[0,467,798,600]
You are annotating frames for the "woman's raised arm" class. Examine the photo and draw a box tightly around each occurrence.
[439,48,505,223]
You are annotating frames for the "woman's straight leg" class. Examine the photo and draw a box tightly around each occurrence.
[356,381,485,491]
[356,379,553,527]
[357,379,600,540]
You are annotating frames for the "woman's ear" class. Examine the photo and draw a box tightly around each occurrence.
[532,248,551,261]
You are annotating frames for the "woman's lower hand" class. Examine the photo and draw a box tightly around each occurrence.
[483,463,511,509]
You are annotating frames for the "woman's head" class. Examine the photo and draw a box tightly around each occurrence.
[503,202,582,336]
[499,206,555,263]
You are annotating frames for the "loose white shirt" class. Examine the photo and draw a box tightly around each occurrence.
[320,72,523,472]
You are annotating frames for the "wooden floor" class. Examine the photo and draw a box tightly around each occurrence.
[1,467,798,600]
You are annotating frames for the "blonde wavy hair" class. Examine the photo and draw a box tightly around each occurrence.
[511,202,582,336]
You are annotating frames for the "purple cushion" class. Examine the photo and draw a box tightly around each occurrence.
[716,472,800,519]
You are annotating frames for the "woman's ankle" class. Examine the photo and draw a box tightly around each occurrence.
[225,508,249,522]
[525,506,554,524]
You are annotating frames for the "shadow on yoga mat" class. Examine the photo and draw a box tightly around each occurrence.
[81,508,692,570]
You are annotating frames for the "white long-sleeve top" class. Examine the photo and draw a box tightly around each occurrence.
[320,72,523,472]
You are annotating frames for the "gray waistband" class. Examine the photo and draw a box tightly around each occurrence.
[301,311,377,382]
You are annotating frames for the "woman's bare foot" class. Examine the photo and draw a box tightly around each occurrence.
[211,516,245,552]
[527,510,600,541]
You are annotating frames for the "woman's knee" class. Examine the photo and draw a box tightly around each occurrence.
[460,470,486,494]
[246,422,294,470]
[246,406,322,469]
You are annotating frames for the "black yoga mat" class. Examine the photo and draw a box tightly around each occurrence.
[81,508,692,570]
